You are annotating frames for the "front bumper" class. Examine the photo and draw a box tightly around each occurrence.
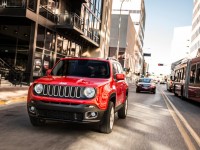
[137,86,156,92]
[27,100,105,123]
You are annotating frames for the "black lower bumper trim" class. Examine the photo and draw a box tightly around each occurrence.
[28,100,105,123]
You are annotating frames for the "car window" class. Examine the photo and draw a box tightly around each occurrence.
[116,63,123,74]
[52,59,110,78]
[138,78,151,83]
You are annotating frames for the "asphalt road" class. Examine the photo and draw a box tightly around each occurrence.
[0,84,199,150]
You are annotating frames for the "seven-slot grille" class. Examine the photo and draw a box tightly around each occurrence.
[35,84,83,99]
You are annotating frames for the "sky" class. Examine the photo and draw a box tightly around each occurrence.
[143,0,193,75]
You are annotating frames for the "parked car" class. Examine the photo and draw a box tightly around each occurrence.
[136,78,156,94]
[27,57,129,134]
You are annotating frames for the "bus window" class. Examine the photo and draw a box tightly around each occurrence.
[183,67,186,80]
[196,63,200,83]
[190,64,196,83]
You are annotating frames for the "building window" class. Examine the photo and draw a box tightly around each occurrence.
[45,29,55,51]
[36,25,45,48]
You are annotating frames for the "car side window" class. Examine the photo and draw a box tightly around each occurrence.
[116,63,123,74]
[112,63,118,79]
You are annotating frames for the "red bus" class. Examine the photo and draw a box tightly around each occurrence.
[173,56,200,102]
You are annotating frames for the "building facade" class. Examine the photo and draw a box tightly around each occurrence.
[110,0,145,74]
[191,0,200,57]
[0,0,112,83]
[170,26,191,63]
[109,14,138,70]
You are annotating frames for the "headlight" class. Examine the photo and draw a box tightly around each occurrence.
[83,87,95,98]
[34,84,43,94]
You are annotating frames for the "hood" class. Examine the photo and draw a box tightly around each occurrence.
[34,76,110,87]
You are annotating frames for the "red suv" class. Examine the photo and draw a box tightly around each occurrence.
[27,57,129,133]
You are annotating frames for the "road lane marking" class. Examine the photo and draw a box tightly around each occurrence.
[161,90,197,150]
[161,90,200,148]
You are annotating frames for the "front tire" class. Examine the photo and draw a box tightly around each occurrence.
[118,96,128,119]
[99,101,115,134]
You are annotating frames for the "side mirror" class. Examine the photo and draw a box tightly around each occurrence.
[46,69,52,76]
[116,73,125,80]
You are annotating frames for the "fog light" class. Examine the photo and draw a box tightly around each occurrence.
[85,111,98,119]
[91,112,96,117]
[29,106,36,114]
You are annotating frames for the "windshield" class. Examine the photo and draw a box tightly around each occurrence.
[139,78,151,83]
[51,59,110,78]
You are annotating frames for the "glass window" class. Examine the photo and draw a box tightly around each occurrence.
[196,63,200,83]
[112,63,118,78]
[6,0,24,7]
[33,53,43,77]
[138,78,151,83]
[45,29,55,51]
[28,0,37,11]
[36,25,45,48]
[62,39,69,55]
[57,35,63,54]
[190,64,196,83]
[52,60,110,78]
[116,63,123,74]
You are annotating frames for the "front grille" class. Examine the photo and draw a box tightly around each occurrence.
[37,109,83,121]
[36,84,83,99]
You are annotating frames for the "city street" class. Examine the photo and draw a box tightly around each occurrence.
[0,84,199,150]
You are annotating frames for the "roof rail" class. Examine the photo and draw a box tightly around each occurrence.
[106,57,118,61]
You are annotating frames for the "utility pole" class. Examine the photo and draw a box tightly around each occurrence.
[116,0,126,60]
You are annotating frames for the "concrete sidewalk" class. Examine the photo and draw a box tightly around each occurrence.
[0,85,29,105]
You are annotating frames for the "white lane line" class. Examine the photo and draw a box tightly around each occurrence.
[161,90,200,149]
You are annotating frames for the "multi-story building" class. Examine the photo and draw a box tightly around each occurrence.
[110,0,146,75]
[170,26,191,63]
[191,0,200,57]
[0,0,112,84]
[109,14,138,78]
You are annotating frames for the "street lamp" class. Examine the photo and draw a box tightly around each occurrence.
[116,0,126,60]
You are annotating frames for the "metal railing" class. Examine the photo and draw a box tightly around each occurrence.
[39,5,58,23]
[0,0,26,8]
[0,58,30,86]
[0,0,37,12]
[57,12,83,31]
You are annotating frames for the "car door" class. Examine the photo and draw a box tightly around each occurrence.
[112,63,123,106]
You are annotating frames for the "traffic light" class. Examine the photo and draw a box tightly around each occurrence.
[158,63,164,66]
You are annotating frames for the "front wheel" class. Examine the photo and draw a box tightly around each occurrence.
[99,101,115,134]
[118,96,128,119]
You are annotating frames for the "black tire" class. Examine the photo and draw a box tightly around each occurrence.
[174,86,178,96]
[136,88,140,93]
[118,96,128,119]
[29,116,46,126]
[99,101,115,134]
[153,90,156,94]
[180,87,185,100]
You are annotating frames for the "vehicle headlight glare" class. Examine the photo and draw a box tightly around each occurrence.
[83,87,95,98]
[34,84,43,94]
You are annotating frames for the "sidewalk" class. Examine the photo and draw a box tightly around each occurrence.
[0,85,29,105]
